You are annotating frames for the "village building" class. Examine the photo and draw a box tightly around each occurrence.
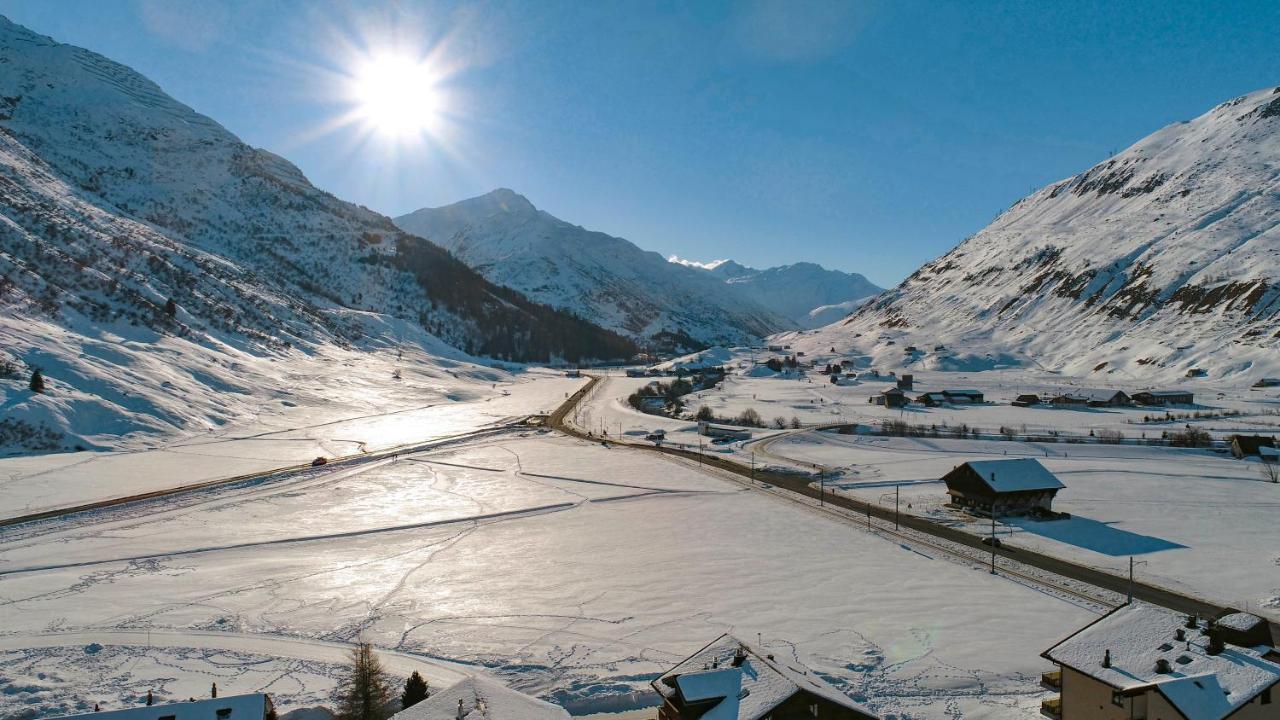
[1132,390,1195,406]
[563,369,582,378]
[651,634,879,720]
[897,373,915,390]
[917,391,949,407]
[1186,368,1208,378]
[1254,378,1280,388]
[1040,602,1280,720]
[942,458,1064,516]
[870,387,908,408]
[1013,393,1042,407]
[1050,390,1132,408]
[392,676,569,720]
[51,694,271,720]
[699,422,752,441]
[1229,435,1277,459]
[626,368,648,378]
[943,389,984,404]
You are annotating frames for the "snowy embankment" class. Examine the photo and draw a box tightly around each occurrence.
[0,432,1095,719]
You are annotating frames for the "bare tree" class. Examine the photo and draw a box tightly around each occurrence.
[335,641,393,720]
[1261,457,1280,484]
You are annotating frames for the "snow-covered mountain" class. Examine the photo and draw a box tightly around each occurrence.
[0,16,634,452]
[672,258,882,328]
[395,190,792,350]
[786,86,1280,382]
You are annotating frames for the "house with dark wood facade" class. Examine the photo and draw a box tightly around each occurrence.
[652,635,878,720]
[942,458,1064,516]
[1132,390,1194,406]
[1230,434,1277,459]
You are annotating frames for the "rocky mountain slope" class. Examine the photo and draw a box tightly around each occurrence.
[395,190,792,350]
[785,86,1280,382]
[674,258,881,328]
[0,16,634,451]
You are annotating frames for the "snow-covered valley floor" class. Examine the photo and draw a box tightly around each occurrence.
[0,425,1096,719]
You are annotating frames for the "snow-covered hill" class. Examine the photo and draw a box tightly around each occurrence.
[0,16,632,452]
[787,86,1280,383]
[672,258,881,328]
[395,190,792,350]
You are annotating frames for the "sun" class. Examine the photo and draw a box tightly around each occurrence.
[349,53,442,139]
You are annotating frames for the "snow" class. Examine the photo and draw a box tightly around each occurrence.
[791,86,1280,383]
[656,635,877,720]
[392,676,569,720]
[962,459,1065,492]
[1042,603,1280,720]
[393,190,788,346]
[0,429,1097,720]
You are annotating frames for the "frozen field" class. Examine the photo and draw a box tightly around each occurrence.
[0,430,1096,719]
[0,359,583,521]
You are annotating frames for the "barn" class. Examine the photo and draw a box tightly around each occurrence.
[1132,390,1194,406]
[1050,389,1131,407]
[942,458,1065,517]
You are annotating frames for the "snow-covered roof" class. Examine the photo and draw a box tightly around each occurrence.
[964,459,1065,492]
[50,694,266,720]
[652,634,876,720]
[1138,389,1194,397]
[1053,388,1128,402]
[943,389,982,396]
[391,676,568,720]
[1043,603,1280,720]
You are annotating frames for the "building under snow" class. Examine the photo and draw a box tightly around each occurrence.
[942,458,1065,516]
[651,634,878,720]
[391,676,568,720]
[1050,390,1132,408]
[1040,602,1280,720]
[50,694,270,720]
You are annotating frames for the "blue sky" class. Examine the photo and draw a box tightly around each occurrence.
[2,1,1278,286]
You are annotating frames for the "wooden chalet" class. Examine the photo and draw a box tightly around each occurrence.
[1012,394,1042,407]
[942,458,1064,516]
[1050,389,1131,408]
[943,389,984,404]
[1230,434,1277,459]
[870,387,907,408]
[1132,390,1194,406]
[652,634,879,720]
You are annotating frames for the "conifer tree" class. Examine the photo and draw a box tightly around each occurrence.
[165,298,177,317]
[29,369,44,393]
[400,670,429,709]
[335,641,393,720]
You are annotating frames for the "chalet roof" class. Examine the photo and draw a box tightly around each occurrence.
[943,389,982,396]
[51,694,267,720]
[1136,389,1194,398]
[881,387,905,396]
[963,459,1064,492]
[653,635,877,720]
[1042,603,1280,720]
[391,676,568,720]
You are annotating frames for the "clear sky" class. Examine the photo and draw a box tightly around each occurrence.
[2,0,1277,287]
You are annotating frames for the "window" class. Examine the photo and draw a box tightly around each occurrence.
[1111,691,1126,708]
[1262,687,1272,705]
[158,716,176,720]
[216,710,233,719]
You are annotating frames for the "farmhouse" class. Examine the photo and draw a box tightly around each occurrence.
[1132,390,1194,406]
[1050,389,1131,407]
[942,458,1064,516]
[943,389,984,404]
[870,387,908,408]
[626,368,648,378]
[51,694,271,720]
[699,422,752,441]
[1040,602,1280,720]
[392,676,569,720]
[1012,393,1042,407]
[651,634,879,720]
[1229,434,1277,459]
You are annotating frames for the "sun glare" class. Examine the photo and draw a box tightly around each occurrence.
[350,53,441,139]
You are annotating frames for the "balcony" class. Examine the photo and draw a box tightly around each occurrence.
[1041,695,1062,720]
[1041,670,1061,690]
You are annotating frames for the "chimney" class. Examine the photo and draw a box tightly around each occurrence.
[1185,614,1198,629]
[1155,658,1172,674]
[1102,649,1111,668]
[732,645,748,667]
[1207,635,1224,655]
[1175,628,1185,641]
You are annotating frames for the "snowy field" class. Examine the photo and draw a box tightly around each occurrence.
[0,351,583,520]
[0,429,1096,719]
[574,353,1280,622]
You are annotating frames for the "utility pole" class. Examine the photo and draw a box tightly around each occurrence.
[750,452,756,484]
[895,484,900,530]
[990,473,997,574]
[820,469,825,506]
[1128,557,1147,604]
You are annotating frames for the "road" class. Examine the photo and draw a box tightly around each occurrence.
[554,373,1276,632]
